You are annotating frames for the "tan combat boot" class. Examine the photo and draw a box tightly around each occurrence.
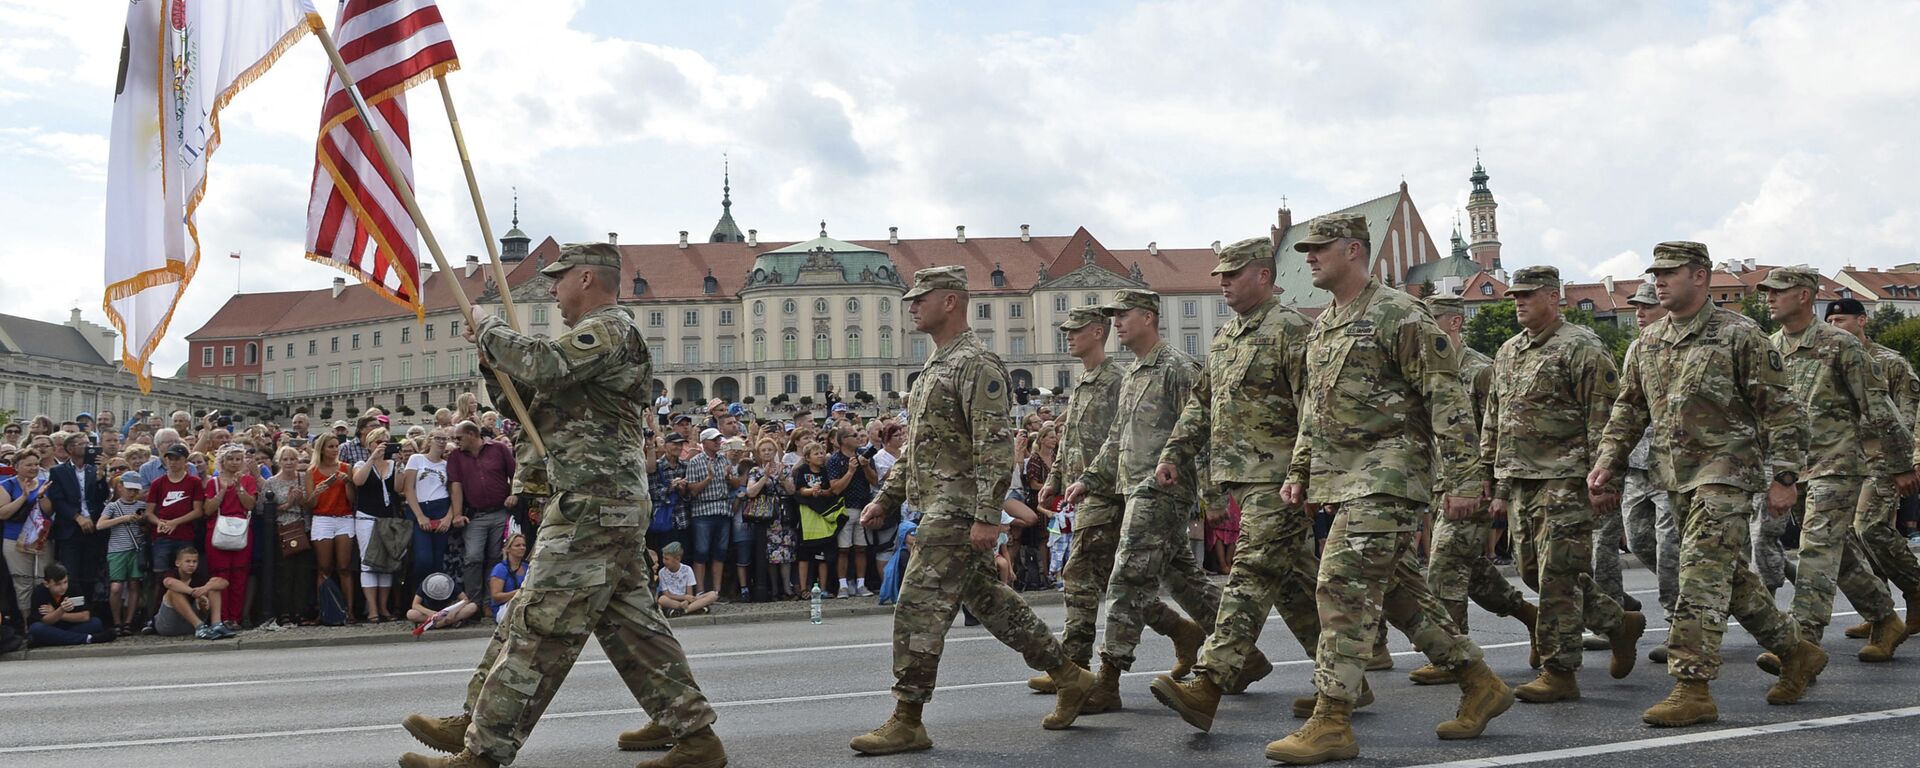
[1149,673,1222,732]
[1609,611,1646,679]
[1042,662,1096,730]
[1511,602,1542,669]
[1435,661,1513,740]
[1407,663,1455,686]
[1292,679,1372,718]
[617,721,675,751]
[1843,620,1873,640]
[1648,644,1669,664]
[1514,667,1581,703]
[1264,695,1359,765]
[401,713,470,755]
[1906,590,1920,636]
[1767,640,1829,705]
[1754,651,1782,676]
[1367,641,1395,671]
[1859,614,1911,662]
[850,701,933,755]
[634,726,728,768]
[1027,672,1057,694]
[1169,617,1207,679]
[1080,662,1124,714]
[1642,680,1717,727]
[397,750,498,768]
[1224,649,1273,695]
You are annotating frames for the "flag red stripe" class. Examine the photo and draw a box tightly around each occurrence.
[337,0,402,26]
[320,41,457,119]
[335,5,444,63]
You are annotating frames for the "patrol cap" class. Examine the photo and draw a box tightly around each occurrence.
[1646,241,1711,271]
[540,242,622,276]
[1058,305,1107,330]
[1424,295,1466,318]
[1757,266,1819,292]
[901,265,968,300]
[1506,265,1561,295]
[1626,281,1660,307]
[1099,288,1161,316]
[1291,213,1370,252]
[1211,236,1275,275]
[1826,297,1868,318]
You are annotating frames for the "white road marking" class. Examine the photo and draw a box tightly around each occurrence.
[1403,705,1920,767]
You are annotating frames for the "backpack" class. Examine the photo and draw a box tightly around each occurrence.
[1013,544,1048,591]
[317,579,349,626]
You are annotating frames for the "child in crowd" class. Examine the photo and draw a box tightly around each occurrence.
[29,563,112,646]
[656,542,717,618]
[406,572,477,630]
[488,532,528,624]
[156,547,232,640]
[99,471,149,635]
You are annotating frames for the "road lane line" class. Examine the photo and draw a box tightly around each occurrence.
[1403,705,1920,767]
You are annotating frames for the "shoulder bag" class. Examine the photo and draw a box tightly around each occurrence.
[211,481,251,552]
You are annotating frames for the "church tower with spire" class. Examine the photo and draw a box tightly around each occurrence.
[499,188,530,262]
[708,157,746,243]
[1465,151,1501,271]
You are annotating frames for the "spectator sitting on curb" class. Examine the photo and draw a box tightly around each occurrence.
[29,563,112,647]
[656,542,717,618]
[157,546,231,640]
[407,572,478,630]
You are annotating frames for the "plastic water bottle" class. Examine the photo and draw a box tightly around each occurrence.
[809,582,824,625]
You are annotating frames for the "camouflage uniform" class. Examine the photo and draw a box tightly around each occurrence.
[1159,246,1322,687]
[1595,242,1807,682]
[1482,277,1627,672]
[1621,417,1678,616]
[1292,275,1485,705]
[1857,342,1920,598]
[1421,297,1529,631]
[1082,292,1221,672]
[1043,309,1195,667]
[460,244,716,765]
[1750,492,1790,592]
[1761,268,1912,639]
[875,269,1068,703]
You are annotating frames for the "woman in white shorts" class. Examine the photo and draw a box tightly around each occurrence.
[350,427,403,622]
[305,434,358,622]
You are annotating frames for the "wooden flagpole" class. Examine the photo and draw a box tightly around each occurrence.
[434,76,521,333]
[312,22,546,456]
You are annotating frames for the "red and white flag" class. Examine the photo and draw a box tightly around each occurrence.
[304,0,458,316]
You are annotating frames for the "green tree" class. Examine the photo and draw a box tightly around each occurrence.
[1465,301,1520,356]
[1878,316,1920,373]
[1739,291,1778,334]
[1563,307,1639,364]
[1868,303,1906,340]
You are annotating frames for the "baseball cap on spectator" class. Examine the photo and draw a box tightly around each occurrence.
[832,403,849,413]
[332,420,351,431]
[706,398,726,414]
[783,422,796,431]
[699,428,721,442]
[1826,297,1868,319]
[76,412,94,423]
[672,414,693,425]
[666,433,688,445]
[728,403,744,417]
[120,471,145,490]
[720,437,747,453]
[164,443,189,459]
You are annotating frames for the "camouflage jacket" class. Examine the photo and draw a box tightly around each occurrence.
[873,329,1013,531]
[1161,297,1312,487]
[1770,320,1912,479]
[1461,346,1494,427]
[1290,279,1481,506]
[1867,342,1920,433]
[1596,306,1806,493]
[1482,318,1620,487]
[1082,341,1201,501]
[474,304,651,507]
[1042,357,1125,527]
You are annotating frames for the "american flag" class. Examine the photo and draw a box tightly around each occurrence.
[304,0,459,315]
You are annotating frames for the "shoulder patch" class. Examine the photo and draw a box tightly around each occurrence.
[985,379,1004,399]
[570,331,598,351]
[1434,336,1449,353]
[1768,349,1784,372]
[1605,370,1617,384]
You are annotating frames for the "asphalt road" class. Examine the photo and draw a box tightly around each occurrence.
[2,568,1916,768]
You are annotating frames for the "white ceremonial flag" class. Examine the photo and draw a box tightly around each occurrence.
[104,0,320,391]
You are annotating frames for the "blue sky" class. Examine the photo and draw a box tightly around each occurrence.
[3,0,1916,372]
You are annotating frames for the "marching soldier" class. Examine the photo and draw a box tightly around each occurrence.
[1620,283,1680,664]
[1481,266,1644,703]
[1753,268,1916,670]
[1062,288,1222,715]
[1029,306,1209,701]
[1407,294,1538,686]
[1149,237,1330,731]
[853,266,1094,756]
[400,242,725,768]
[1269,214,1512,765]
[1592,241,1826,727]
[1828,298,1920,639]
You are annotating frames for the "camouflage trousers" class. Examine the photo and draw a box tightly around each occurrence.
[1750,494,1790,592]
[1622,470,1678,616]
[893,520,1065,704]
[1425,500,1528,632]
[463,492,715,764]
[1192,483,1320,688]
[1666,485,1801,681]
[1508,477,1625,672]
[1313,495,1480,704]
[1856,477,1920,596]
[1099,490,1220,671]
[1059,513,1201,668]
[1787,476,1896,640]
[1592,505,1628,603]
